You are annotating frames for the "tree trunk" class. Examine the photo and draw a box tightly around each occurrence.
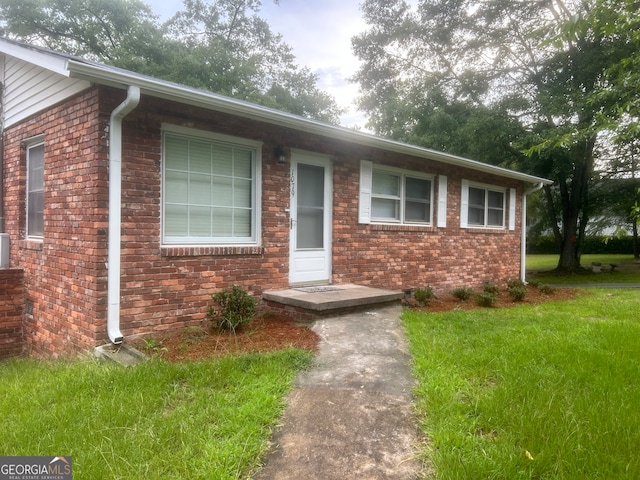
[553,172,584,272]
[558,231,581,271]
[556,199,582,271]
[634,185,640,260]
[545,184,582,272]
[554,137,596,272]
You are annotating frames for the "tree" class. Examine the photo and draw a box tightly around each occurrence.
[594,132,640,258]
[0,0,169,70]
[632,191,640,255]
[594,0,640,137]
[352,0,638,272]
[586,0,640,259]
[160,0,341,122]
[0,0,342,123]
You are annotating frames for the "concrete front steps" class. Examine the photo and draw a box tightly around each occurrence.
[262,284,404,320]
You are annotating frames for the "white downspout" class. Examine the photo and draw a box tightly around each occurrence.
[108,86,140,344]
[521,182,545,283]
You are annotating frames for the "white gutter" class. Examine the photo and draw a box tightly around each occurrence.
[107,86,140,344]
[521,182,545,283]
[65,60,552,186]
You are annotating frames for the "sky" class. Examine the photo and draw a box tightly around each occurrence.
[147,0,368,127]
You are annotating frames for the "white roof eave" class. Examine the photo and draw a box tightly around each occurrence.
[67,59,552,186]
[0,41,71,76]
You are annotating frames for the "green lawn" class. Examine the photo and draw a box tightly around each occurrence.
[4,275,640,479]
[0,349,313,479]
[404,289,640,479]
[527,254,640,284]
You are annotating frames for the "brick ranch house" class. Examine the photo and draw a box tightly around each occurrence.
[0,38,551,358]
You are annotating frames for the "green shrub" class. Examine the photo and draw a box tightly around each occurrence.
[482,282,500,295]
[451,287,474,301]
[208,285,258,333]
[539,284,556,295]
[530,234,635,254]
[506,278,526,290]
[476,292,497,307]
[506,279,527,302]
[508,286,527,302]
[527,279,540,288]
[413,287,435,305]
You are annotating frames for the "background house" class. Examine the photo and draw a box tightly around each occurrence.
[0,38,551,357]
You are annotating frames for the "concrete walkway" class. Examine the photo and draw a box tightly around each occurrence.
[254,304,425,480]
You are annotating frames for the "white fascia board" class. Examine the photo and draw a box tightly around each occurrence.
[67,59,553,187]
[0,41,70,77]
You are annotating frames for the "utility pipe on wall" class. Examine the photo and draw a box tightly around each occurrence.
[0,79,9,269]
[107,86,140,344]
[521,182,545,283]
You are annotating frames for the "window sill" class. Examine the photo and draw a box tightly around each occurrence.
[161,245,264,257]
[463,227,508,234]
[370,223,437,233]
[19,239,43,251]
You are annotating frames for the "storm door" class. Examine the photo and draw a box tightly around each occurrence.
[289,152,332,284]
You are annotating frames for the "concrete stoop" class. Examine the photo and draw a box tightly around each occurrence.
[262,284,404,318]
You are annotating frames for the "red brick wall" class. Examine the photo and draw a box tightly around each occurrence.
[115,96,294,337]
[3,88,109,357]
[0,269,24,360]
[3,85,524,355]
[332,158,522,294]
[112,95,522,340]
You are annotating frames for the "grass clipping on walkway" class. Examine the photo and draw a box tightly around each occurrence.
[404,289,640,479]
[0,348,313,479]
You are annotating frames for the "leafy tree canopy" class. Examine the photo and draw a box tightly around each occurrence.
[0,0,342,123]
[352,0,640,271]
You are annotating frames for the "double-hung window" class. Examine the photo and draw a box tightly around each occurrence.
[360,161,433,225]
[162,127,261,245]
[26,141,45,239]
[461,180,507,229]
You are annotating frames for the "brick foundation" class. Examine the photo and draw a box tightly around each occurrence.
[0,269,24,360]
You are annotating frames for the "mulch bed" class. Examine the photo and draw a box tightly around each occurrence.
[407,285,581,312]
[131,314,321,363]
[132,286,583,363]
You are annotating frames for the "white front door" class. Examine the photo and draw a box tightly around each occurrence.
[289,152,332,285]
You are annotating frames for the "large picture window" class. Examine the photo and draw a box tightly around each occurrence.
[26,142,44,239]
[162,128,260,245]
[368,167,433,225]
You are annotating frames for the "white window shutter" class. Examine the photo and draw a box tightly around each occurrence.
[509,188,517,231]
[359,160,373,224]
[460,179,469,228]
[437,175,447,227]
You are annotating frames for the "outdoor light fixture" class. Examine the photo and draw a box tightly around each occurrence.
[274,145,287,164]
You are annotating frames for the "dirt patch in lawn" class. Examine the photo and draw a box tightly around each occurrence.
[132,286,583,362]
